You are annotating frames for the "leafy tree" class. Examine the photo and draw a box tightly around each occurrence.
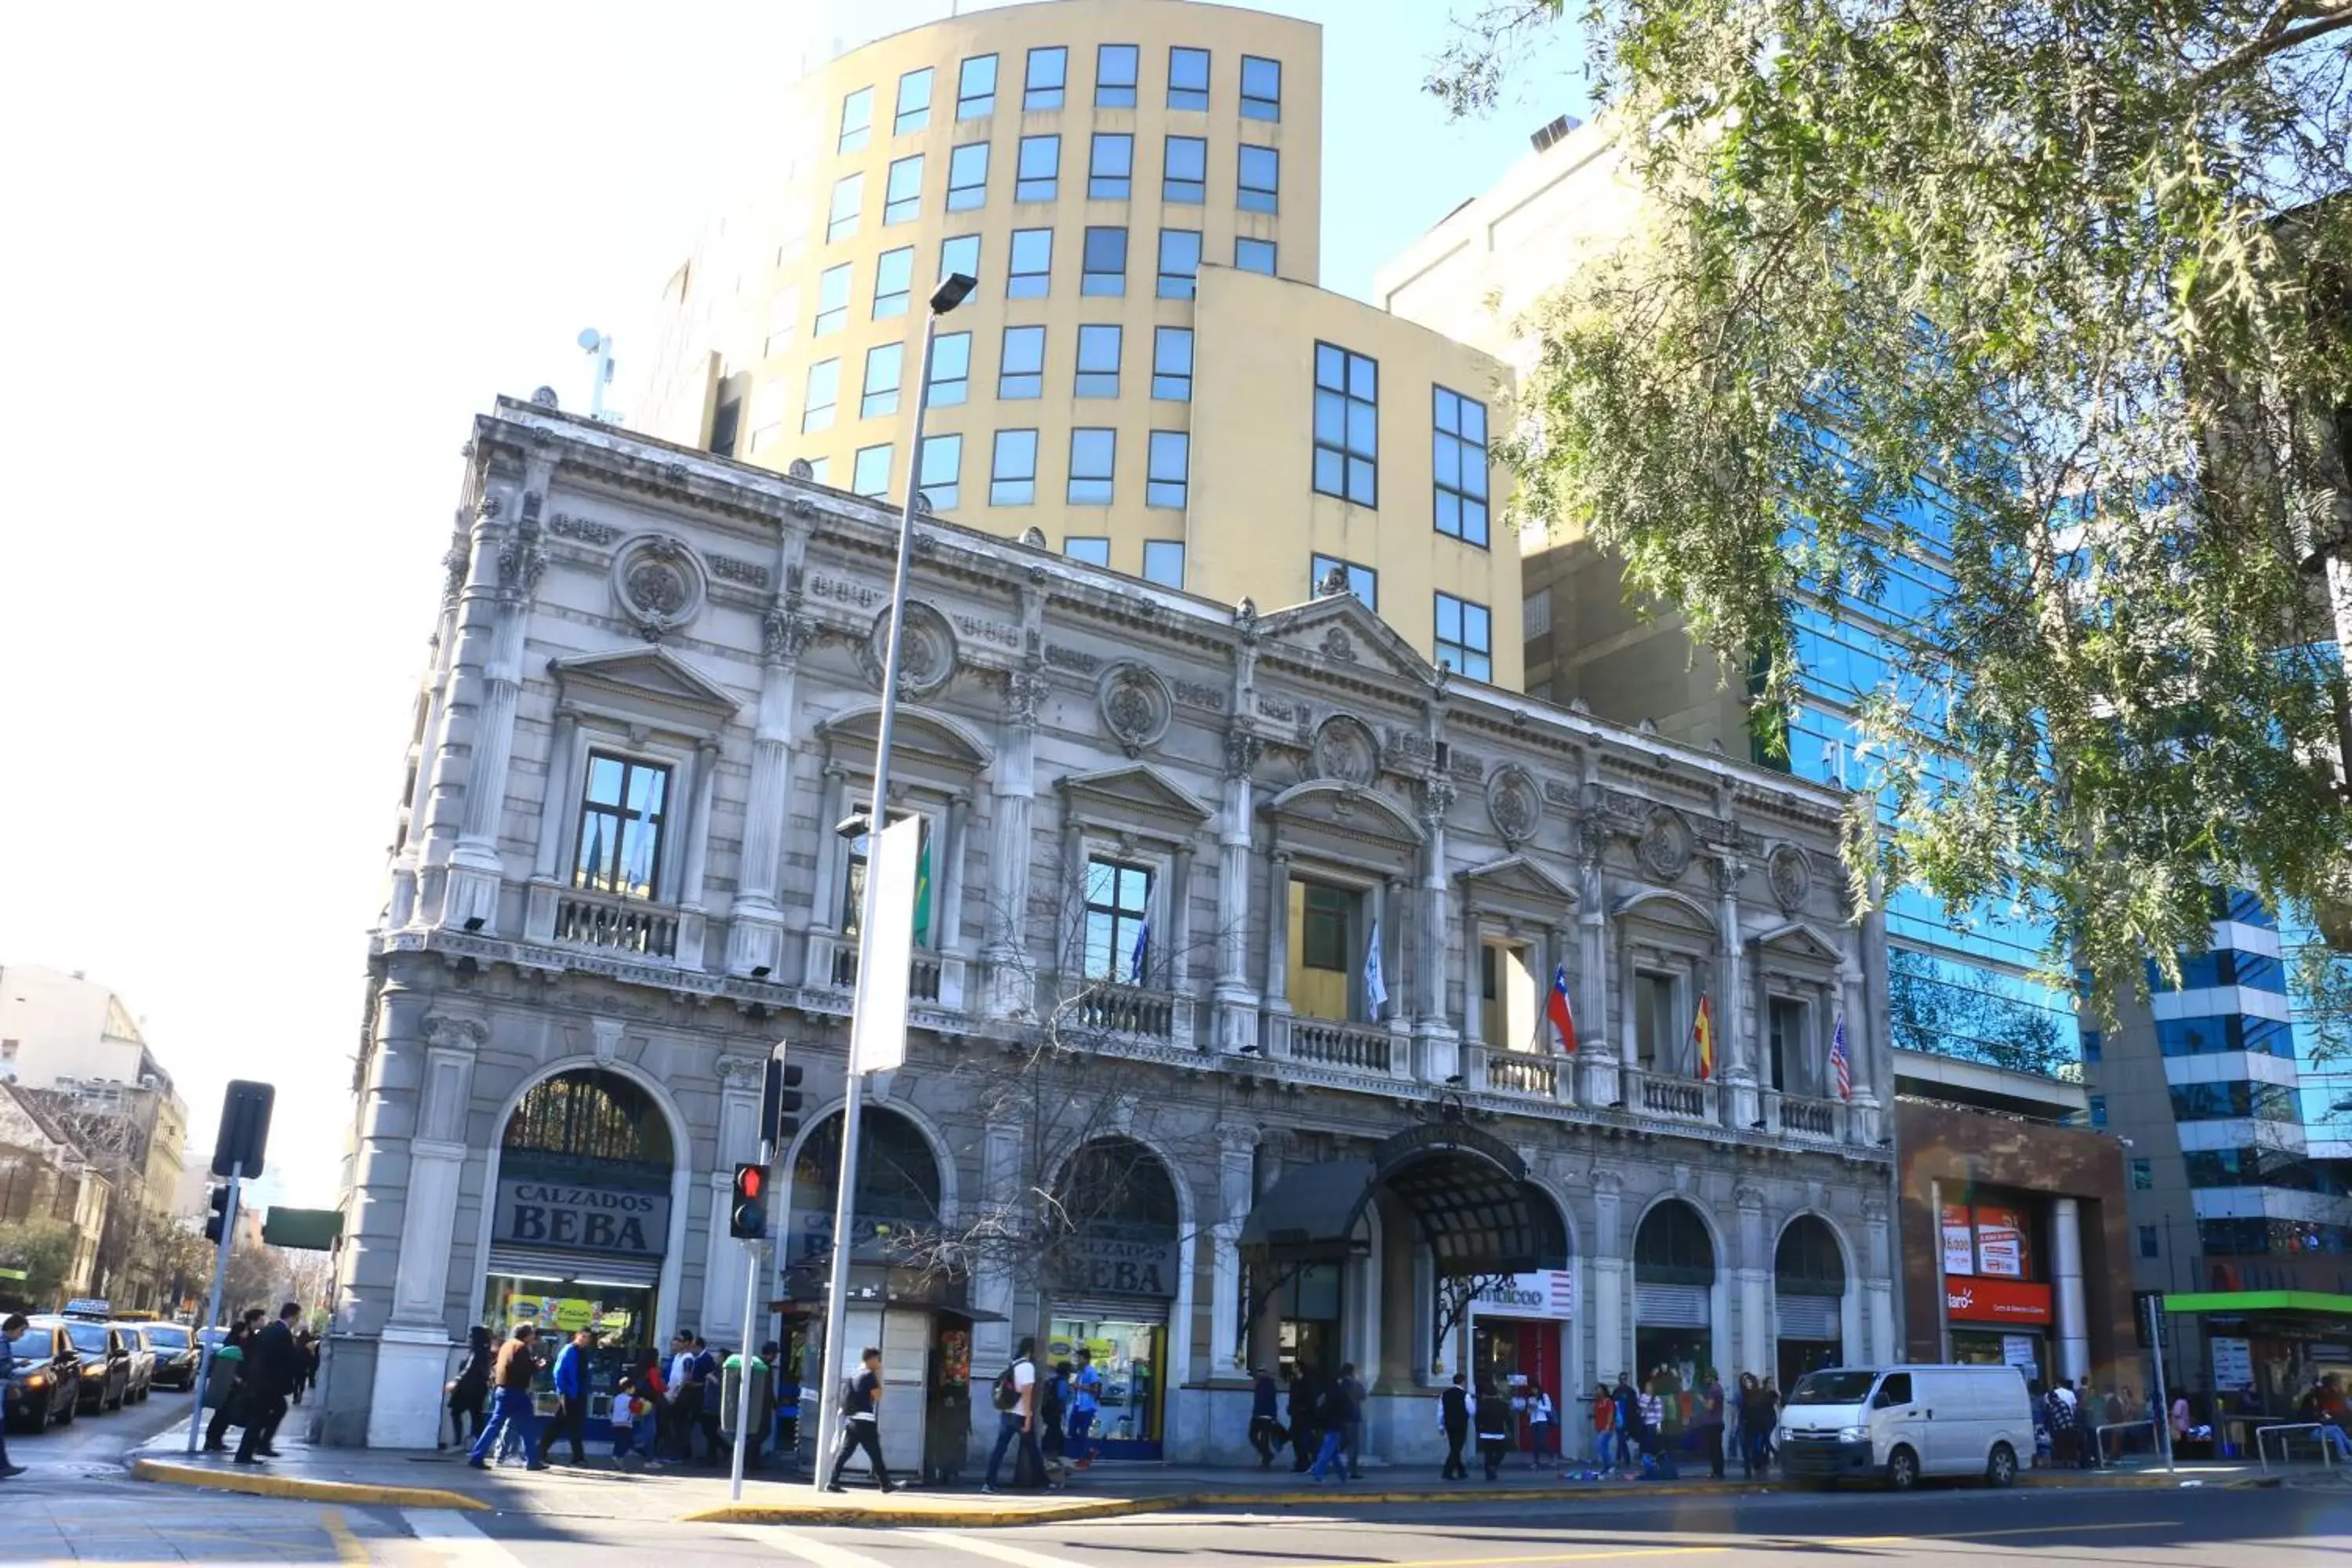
[1432,0,2352,1004]
[0,1219,80,1308]
[1885,946,2071,1080]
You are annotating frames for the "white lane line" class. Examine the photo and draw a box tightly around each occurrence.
[403,1509,532,1567]
[733,1526,897,1568]
[914,1530,1098,1568]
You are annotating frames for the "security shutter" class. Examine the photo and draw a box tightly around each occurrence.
[485,1246,662,1288]
[1634,1283,1711,1327]
[1776,1294,1840,1341]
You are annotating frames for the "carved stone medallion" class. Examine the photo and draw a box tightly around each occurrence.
[1310,715,1381,787]
[612,534,706,639]
[1097,662,1174,757]
[1485,764,1544,846]
[1319,626,1360,663]
[1635,804,1694,880]
[860,601,959,700]
[1768,844,1813,913]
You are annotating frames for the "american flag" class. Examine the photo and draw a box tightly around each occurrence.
[1830,1013,1852,1101]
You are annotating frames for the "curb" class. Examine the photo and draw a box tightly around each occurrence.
[130,1458,492,1512]
[682,1495,1171,1527]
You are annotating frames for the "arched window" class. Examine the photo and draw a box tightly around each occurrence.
[1635,1199,1716,1287]
[1054,1136,1179,1241]
[1775,1214,1848,1298]
[792,1109,944,1225]
[502,1069,673,1185]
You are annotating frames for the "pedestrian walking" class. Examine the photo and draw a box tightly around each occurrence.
[981,1336,1046,1494]
[546,1327,597,1465]
[1287,1364,1319,1474]
[1591,1382,1617,1470]
[691,1336,723,1465]
[1698,1370,1726,1479]
[609,1375,648,1466]
[1336,1362,1367,1479]
[1747,1376,1780,1475]
[665,1330,702,1462]
[234,1305,303,1465]
[1307,1376,1350,1484]
[1475,1381,1513,1480]
[0,1314,31,1479]
[1439,1371,1471,1479]
[1040,1361,1073,1481]
[1247,1367,1283,1468]
[1611,1371,1642,1475]
[1068,1347,1104,1471]
[447,1327,492,1450]
[467,1323,547,1471]
[825,1346,902,1492]
[203,1320,252,1452]
[1528,1384,1556,1468]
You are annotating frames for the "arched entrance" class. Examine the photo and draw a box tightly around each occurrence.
[786,1107,946,1267]
[483,1067,677,1369]
[1775,1214,1849,1388]
[1634,1199,1718,1404]
[1047,1135,1182,1459]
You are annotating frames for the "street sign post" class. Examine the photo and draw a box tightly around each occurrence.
[185,1161,240,1454]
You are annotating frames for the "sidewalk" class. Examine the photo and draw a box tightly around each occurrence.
[128,1432,2267,1528]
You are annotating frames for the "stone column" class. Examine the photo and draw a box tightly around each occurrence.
[1210,731,1261,1053]
[1850,902,1888,1145]
[699,1057,766,1345]
[391,539,470,930]
[1212,1123,1260,1375]
[416,498,509,926]
[2052,1198,2091,1385]
[367,1004,484,1449]
[1262,852,1292,1011]
[727,606,814,977]
[1715,858,1757,1123]
[1735,1184,1770,1384]
[1862,1197,1896,1365]
[1842,952,1878,1144]
[1167,844,1195,990]
[1590,1171,1628,1386]
[443,501,546,934]
[674,739,721,967]
[973,1120,1025,1367]
[983,672,1044,1019]
[1413,775,1459,1083]
[1580,828,1617,1107]
[937,791,971,951]
[1461,905,1485,1051]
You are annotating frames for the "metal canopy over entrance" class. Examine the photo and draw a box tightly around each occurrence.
[1240,1120,1568,1276]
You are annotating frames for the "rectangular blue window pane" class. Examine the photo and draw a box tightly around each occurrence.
[1236,238,1276,274]
[1097,44,1138,107]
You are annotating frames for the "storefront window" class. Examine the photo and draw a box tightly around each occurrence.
[1049,1317,1163,1449]
[1276,1264,1341,1383]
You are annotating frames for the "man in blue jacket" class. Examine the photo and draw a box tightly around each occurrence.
[547,1328,597,1465]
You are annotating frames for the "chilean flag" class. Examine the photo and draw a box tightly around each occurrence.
[1546,963,1578,1056]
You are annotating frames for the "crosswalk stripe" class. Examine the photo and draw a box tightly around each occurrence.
[914,1530,1098,1568]
[733,1526,896,1568]
[403,1509,531,1567]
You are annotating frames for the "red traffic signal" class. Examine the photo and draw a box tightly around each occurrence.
[728,1163,768,1240]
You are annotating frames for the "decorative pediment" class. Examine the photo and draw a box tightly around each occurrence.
[1750,921,1845,967]
[818,703,994,773]
[1460,854,1581,920]
[548,645,742,738]
[1612,887,1718,937]
[1056,764,1214,835]
[1254,593,1440,691]
[1265,779,1426,845]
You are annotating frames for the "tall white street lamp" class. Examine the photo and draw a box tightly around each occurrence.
[808,273,977,1488]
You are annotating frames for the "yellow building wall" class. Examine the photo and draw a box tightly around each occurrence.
[1189,263,1521,689]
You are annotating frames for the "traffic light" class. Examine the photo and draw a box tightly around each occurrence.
[761,1057,805,1147]
[205,1185,233,1243]
[728,1163,768,1240]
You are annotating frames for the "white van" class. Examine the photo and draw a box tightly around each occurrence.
[1774,1363,2034,1490]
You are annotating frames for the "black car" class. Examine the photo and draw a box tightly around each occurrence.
[34,1318,129,1414]
[140,1323,200,1391]
[2,1323,83,1432]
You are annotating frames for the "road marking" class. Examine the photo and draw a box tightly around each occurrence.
[1323,1551,1727,1568]
[405,1509,529,1566]
[735,1526,897,1568]
[1323,1524,2185,1568]
[321,1508,369,1566]
[916,1530,1100,1568]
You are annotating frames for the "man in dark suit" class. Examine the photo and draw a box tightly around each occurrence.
[234,1304,302,1464]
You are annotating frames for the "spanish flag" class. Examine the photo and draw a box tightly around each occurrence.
[1692,993,1715,1081]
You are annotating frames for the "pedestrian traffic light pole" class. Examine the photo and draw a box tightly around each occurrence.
[730,1135,771,1502]
[185,1162,240,1454]
[809,273,975,1492]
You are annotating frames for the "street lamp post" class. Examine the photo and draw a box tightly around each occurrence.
[808,274,976,1490]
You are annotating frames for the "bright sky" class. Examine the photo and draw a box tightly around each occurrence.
[0,0,1584,1208]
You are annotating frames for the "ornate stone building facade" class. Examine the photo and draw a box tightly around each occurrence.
[325,397,1898,1461]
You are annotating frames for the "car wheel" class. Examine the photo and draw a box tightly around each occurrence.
[1886,1445,1920,1491]
[1986,1443,2017,1488]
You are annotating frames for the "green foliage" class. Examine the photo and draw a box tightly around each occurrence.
[0,1219,80,1307]
[1437,0,2352,1004]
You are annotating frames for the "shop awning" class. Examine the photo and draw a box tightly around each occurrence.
[2163,1290,2352,1316]
[1239,1121,1568,1276]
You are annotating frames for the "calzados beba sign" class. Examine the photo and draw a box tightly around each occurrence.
[495,1180,670,1256]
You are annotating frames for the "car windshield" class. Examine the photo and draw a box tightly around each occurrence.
[63,1325,110,1355]
[145,1327,190,1349]
[1787,1370,1878,1405]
